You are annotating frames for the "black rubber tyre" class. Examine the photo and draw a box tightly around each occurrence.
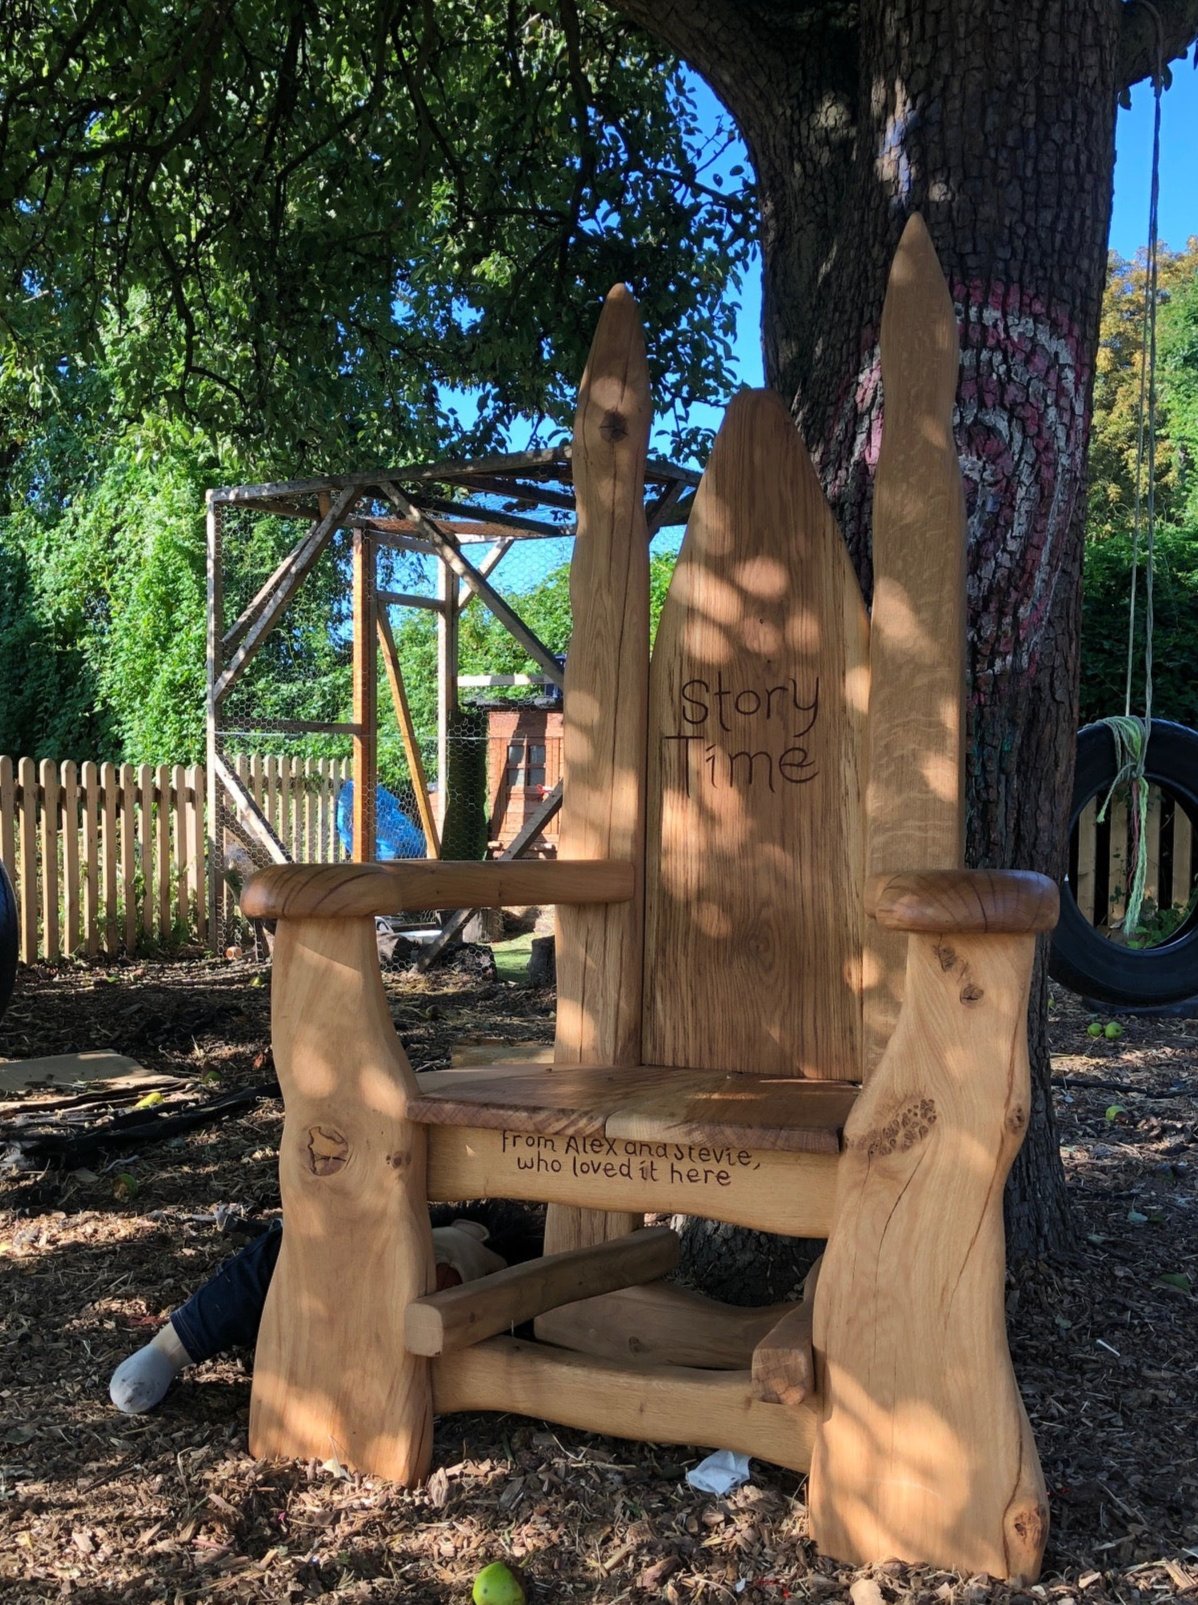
[0,858,17,1022]
[1050,720,1198,1007]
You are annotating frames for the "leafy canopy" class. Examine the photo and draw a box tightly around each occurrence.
[0,2,750,764]
[1,0,751,470]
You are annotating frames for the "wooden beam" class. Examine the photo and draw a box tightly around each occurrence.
[405,1226,680,1356]
[225,718,363,737]
[458,537,514,610]
[432,1339,815,1475]
[435,549,458,840]
[545,282,652,1261]
[379,482,564,689]
[377,590,445,611]
[214,754,289,866]
[645,478,686,532]
[223,519,329,653]
[416,781,563,968]
[241,853,630,920]
[352,529,377,863]
[210,448,573,506]
[536,1282,797,1370]
[213,485,360,705]
[205,495,223,945]
[450,475,579,512]
[377,609,441,857]
[416,493,574,542]
[751,1255,822,1406]
[210,450,693,508]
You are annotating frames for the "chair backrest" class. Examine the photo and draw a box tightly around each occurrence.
[557,214,965,1088]
[643,390,870,1081]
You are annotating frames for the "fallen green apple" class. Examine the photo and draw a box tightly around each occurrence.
[1104,1021,1124,1040]
[473,1561,526,1605]
[1086,1021,1103,1037]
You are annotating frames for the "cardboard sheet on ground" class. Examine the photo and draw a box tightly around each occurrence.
[0,1051,156,1095]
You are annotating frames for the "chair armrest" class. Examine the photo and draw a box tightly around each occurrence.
[865,868,1059,935]
[241,858,634,920]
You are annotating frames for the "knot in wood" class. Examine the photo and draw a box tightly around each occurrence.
[935,943,958,972]
[306,1124,348,1176]
[847,1096,937,1159]
[386,1149,412,1174]
[959,981,985,1005]
[599,409,627,443]
[1006,1104,1027,1133]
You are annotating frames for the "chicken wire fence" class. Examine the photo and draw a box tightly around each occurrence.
[208,462,692,951]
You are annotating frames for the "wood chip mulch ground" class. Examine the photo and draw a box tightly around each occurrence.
[0,955,1194,1604]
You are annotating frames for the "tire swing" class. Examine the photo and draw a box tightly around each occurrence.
[1050,44,1198,1009]
[1051,719,1198,1007]
[0,857,17,1023]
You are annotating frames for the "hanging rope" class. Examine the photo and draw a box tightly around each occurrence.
[1096,0,1164,938]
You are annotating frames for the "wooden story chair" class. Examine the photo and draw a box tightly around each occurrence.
[240,216,1058,1583]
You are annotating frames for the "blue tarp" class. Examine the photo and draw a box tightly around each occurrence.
[336,781,426,860]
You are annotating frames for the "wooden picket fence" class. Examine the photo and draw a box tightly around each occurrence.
[0,755,350,964]
[1072,786,1195,931]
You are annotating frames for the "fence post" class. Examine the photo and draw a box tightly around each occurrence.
[188,765,206,945]
[39,759,60,962]
[139,764,155,939]
[1176,810,1194,911]
[1,758,14,901]
[61,761,80,955]
[81,761,100,958]
[157,763,171,941]
[119,762,136,954]
[18,757,38,962]
[101,761,119,956]
[173,763,188,934]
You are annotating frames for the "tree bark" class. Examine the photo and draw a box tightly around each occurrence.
[605,0,1196,1261]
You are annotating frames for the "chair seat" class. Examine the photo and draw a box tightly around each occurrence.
[409,1064,858,1155]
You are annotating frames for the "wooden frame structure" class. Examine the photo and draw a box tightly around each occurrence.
[239,220,1060,1582]
[206,445,697,944]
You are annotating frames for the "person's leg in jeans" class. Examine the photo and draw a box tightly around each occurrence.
[109,1218,504,1414]
[109,1223,282,1414]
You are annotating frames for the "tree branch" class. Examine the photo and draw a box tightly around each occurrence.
[1119,0,1198,88]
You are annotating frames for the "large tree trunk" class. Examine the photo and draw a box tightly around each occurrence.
[607,0,1182,1263]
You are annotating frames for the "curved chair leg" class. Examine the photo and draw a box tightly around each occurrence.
[249,916,434,1483]
[810,930,1048,1581]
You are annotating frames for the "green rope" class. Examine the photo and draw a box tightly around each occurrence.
[1102,7,1164,940]
[1094,715,1150,932]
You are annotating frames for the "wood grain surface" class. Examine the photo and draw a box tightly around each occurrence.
[433,1338,816,1474]
[548,282,652,1255]
[405,1226,680,1356]
[537,1282,798,1370]
[426,1122,840,1239]
[863,214,967,1073]
[411,1063,857,1154]
[866,868,1060,934]
[643,388,869,1080]
[810,929,1048,1580]
[240,858,632,919]
[249,917,434,1482]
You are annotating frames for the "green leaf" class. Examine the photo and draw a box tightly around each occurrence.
[1154,1272,1193,1293]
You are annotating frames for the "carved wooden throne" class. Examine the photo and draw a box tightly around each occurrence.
[241,216,1057,1582]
